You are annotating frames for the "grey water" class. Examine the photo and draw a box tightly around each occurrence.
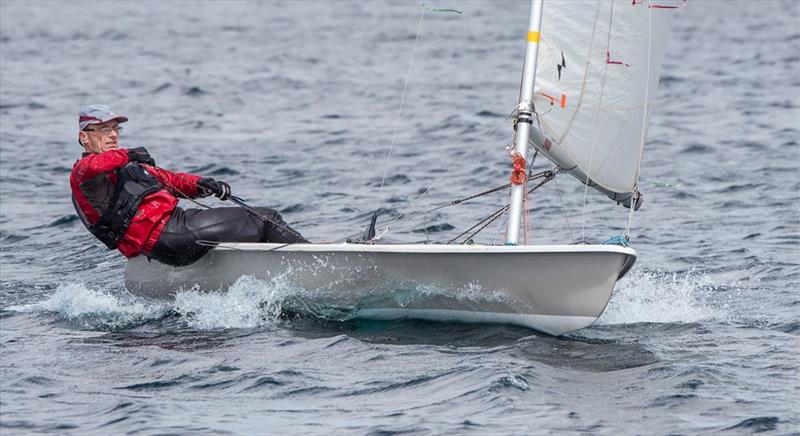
[1,0,798,434]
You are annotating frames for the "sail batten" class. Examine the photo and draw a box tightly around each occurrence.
[530,0,677,204]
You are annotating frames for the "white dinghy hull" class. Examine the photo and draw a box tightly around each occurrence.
[125,244,635,336]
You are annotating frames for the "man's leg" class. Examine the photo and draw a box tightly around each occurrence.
[149,206,308,266]
[251,207,309,244]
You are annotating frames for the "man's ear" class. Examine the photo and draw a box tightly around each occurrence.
[79,131,88,146]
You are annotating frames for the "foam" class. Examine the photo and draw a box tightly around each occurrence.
[7,268,734,331]
[173,275,296,329]
[597,268,727,325]
[7,282,168,329]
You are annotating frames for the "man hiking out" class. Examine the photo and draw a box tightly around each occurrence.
[70,104,308,267]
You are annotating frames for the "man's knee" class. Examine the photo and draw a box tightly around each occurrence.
[253,207,282,221]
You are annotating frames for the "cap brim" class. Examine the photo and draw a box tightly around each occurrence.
[103,115,128,124]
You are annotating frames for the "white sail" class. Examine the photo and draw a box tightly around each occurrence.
[529,0,678,205]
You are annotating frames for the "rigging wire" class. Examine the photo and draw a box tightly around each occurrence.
[552,176,578,243]
[449,207,508,245]
[491,206,510,245]
[448,170,557,244]
[359,106,518,241]
[379,4,426,189]
[425,182,512,213]
[429,168,551,241]
[333,180,510,243]
[626,1,654,240]
[411,107,518,204]
[368,3,519,241]
[335,166,553,244]
[367,3,555,242]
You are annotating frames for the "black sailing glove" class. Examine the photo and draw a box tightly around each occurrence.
[198,177,232,201]
[127,147,156,166]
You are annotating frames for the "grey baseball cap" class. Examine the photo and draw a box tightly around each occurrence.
[79,104,128,130]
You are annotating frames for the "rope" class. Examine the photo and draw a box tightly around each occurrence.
[448,207,507,245]
[361,106,519,240]
[602,235,629,247]
[448,170,556,244]
[509,147,529,242]
[427,169,550,215]
[522,187,530,245]
[425,182,512,213]
[522,150,538,244]
[509,152,527,185]
[379,4,425,189]
[334,165,553,244]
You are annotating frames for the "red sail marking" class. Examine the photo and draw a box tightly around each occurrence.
[538,92,567,108]
[606,51,630,67]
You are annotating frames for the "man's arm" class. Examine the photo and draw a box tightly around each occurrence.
[73,149,130,180]
[145,166,203,199]
[74,147,157,181]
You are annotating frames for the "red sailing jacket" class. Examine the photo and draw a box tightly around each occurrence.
[70,149,203,258]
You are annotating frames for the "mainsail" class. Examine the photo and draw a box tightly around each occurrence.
[529,0,678,206]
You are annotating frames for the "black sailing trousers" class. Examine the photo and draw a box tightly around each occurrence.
[148,206,308,267]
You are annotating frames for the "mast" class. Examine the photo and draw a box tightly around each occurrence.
[505,0,544,245]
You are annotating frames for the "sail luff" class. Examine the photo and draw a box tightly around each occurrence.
[505,0,544,245]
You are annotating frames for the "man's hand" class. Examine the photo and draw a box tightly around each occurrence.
[127,147,156,166]
[198,178,232,201]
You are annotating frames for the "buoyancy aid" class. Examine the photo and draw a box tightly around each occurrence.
[73,163,163,249]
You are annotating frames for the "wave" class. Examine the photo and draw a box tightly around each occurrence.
[597,268,728,326]
[7,283,169,330]
[172,275,296,329]
[8,266,736,332]
[5,273,518,332]
[5,278,293,331]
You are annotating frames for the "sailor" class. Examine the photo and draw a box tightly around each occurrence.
[70,104,308,267]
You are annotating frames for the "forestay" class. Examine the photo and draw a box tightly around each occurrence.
[529,0,678,204]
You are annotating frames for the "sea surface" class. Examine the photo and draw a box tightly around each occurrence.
[1,0,799,434]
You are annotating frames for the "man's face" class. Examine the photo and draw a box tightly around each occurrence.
[79,121,121,154]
